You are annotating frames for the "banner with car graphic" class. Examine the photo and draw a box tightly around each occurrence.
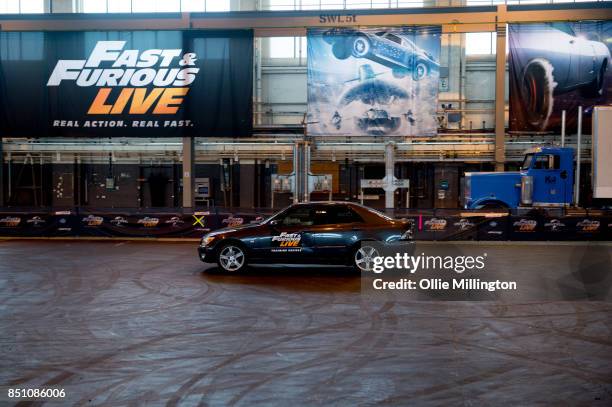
[307,26,441,137]
[509,21,612,133]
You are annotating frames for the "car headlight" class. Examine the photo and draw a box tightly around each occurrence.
[201,236,216,247]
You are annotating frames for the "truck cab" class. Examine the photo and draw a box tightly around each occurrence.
[464,147,574,209]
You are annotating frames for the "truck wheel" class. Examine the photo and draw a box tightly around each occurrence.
[477,202,508,210]
[518,58,555,131]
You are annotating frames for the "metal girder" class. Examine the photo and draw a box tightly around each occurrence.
[0,3,609,34]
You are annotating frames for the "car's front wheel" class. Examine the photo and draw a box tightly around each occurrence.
[217,243,248,273]
[353,244,380,272]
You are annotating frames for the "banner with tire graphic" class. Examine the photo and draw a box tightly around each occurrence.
[509,21,611,133]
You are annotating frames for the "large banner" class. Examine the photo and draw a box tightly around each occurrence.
[509,21,612,133]
[307,26,441,137]
[0,30,253,137]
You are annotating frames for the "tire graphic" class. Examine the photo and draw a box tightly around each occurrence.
[519,58,556,131]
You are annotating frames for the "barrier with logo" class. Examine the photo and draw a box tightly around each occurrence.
[0,208,611,241]
[77,212,198,238]
[0,211,78,237]
[509,216,542,241]
[416,216,484,241]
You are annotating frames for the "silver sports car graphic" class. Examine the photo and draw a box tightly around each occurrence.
[510,22,611,131]
[323,28,439,81]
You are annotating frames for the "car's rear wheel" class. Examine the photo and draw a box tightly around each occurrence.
[412,61,428,81]
[351,36,371,58]
[353,244,380,272]
[217,243,247,273]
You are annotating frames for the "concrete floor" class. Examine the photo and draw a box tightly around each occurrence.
[0,240,611,406]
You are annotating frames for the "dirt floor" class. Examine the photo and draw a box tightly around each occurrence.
[0,240,611,406]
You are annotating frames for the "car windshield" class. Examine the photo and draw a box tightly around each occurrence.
[384,34,402,45]
[550,22,575,37]
[521,154,534,171]
[263,206,291,224]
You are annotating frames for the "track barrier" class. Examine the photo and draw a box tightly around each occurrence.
[0,208,611,241]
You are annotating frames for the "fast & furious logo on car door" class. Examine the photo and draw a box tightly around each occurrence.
[271,232,302,252]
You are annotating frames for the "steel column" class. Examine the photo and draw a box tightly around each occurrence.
[384,141,396,209]
[293,141,310,203]
[574,106,583,207]
[182,137,194,210]
[494,13,507,172]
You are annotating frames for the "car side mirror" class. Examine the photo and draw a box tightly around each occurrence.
[268,220,280,227]
[560,170,568,180]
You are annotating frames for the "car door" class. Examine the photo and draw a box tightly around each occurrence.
[311,205,366,264]
[554,23,593,87]
[257,205,317,263]
[546,23,574,91]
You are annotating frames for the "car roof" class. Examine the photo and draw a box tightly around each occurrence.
[289,201,394,222]
[291,201,361,207]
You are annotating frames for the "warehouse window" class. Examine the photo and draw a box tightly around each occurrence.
[0,0,44,13]
[265,0,423,10]
[466,0,599,4]
[268,36,307,59]
[180,0,206,11]
[82,0,229,13]
[465,32,496,55]
[132,0,181,12]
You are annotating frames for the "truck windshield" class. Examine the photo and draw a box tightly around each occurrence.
[521,154,534,170]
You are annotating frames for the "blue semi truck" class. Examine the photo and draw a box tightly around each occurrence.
[464,146,576,209]
[464,107,611,210]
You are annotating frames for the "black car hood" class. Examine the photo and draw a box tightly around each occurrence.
[206,222,265,237]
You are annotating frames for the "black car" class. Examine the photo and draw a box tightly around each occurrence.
[198,202,414,273]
